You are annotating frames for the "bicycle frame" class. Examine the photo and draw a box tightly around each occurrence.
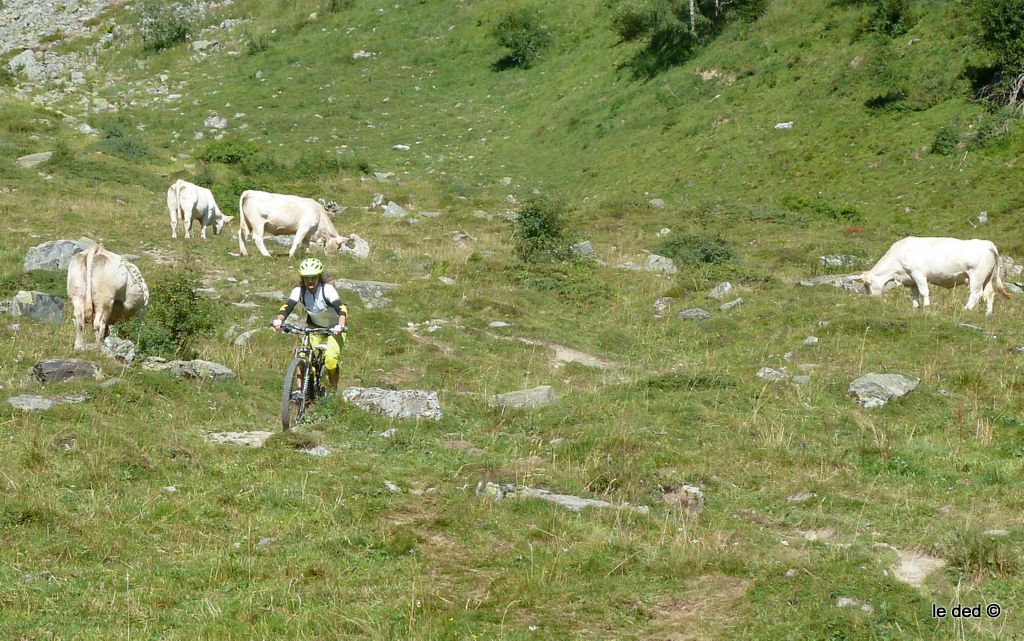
[278,323,343,429]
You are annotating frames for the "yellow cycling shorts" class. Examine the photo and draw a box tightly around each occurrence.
[310,333,344,372]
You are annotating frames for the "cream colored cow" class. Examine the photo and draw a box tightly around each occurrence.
[167,179,232,239]
[237,189,344,257]
[66,245,150,348]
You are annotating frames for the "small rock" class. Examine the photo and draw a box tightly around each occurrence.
[677,308,710,321]
[438,276,456,285]
[644,254,677,275]
[654,297,674,318]
[708,282,732,300]
[204,114,228,129]
[649,198,666,208]
[162,486,178,493]
[490,385,559,410]
[571,240,597,260]
[7,395,56,411]
[392,144,410,151]
[233,329,260,347]
[488,320,511,328]
[32,359,100,384]
[984,529,1010,537]
[787,491,816,503]
[792,375,811,384]
[836,597,874,614]
[352,50,377,60]
[257,537,275,547]
[101,336,137,364]
[785,568,799,577]
[382,201,408,218]
[775,121,794,130]
[380,428,398,438]
[302,446,332,457]
[384,481,401,493]
[756,367,788,382]
[343,387,442,420]
[848,373,919,408]
[16,152,52,169]
[207,431,274,447]
[656,228,671,238]
[719,298,744,311]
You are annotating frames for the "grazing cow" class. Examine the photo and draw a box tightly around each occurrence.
[166,179,232,239]
[66,245,150,349]
[852,236,1010,314]
[237,189,344,257]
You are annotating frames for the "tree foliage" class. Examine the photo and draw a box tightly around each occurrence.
[613,0,770,76]
[490,8,554,69]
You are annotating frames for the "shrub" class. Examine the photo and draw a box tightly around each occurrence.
[137,0,194,51]
[974,0,1024,74]
[512,195,573,263]
[243,29,271,55]
[122,263,220,359]
[930,124,961,155]
[781,194,864,223]
[947,528,1021,579]
[322,0,353,12]
[490,8,554,69]
[969,108,1014,149]
[655,233,734,265]
[867,0,913,37]
[197,138,259,164]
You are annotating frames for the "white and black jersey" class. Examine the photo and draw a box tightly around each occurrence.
[279,283,346,328]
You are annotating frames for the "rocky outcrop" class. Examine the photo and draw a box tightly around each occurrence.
[342,387,442,420]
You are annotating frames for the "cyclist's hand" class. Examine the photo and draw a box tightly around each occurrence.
[272,318,283,331]
[331,324,343,336]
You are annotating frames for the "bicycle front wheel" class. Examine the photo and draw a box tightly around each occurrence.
[280,357,307,430]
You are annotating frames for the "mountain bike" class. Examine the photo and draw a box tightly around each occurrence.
[278,324,344,430]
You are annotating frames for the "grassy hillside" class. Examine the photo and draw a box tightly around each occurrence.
[1,0,1022,639]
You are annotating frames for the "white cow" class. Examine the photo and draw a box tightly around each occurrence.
[237,189,344,257]
[67,244,150,349]
[852,236,1010,315]
[167,179,232,239]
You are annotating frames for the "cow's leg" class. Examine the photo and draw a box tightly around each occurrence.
[72,298,88,349]
[911,273,930,308]
[200,220,208,240]
[909,281,922,308]
[252,221,274,257]
[964,270,984,311]
[92,299,114,347]
[183,209,193,239]
[169,208,178,239]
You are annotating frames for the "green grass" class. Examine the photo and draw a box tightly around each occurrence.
[0,0,1023,638]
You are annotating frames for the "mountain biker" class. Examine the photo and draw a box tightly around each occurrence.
[271,258,348,391]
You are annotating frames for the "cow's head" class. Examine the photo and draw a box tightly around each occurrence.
[214,214,233,236]
[324,235,342,255]
[851,272,888,296]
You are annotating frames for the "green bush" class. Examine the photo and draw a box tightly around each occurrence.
[322,0,353,12]
[930,124,961,155]
[197,138,259,165]
[781,194,864,223]
[655,233,734,265]
[123,264,220,359]
[867,0,913,37]
[137,0,193,51]
[969,108,1014,149]
[512,195,573,263]
[974,0,1024,74]
[490,8,554,69]
[243,29,271,55]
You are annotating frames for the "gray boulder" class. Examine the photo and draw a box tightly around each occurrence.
[32,359,101,384]
[848,373,919,408]
[490,385,559,410]
[708,282,732,300]
[141,358,236,381]
[654,297,674,318]
[482,482,649,514]
[571,240,597,260]
[719,298,744,311]
[644,254,678,275]
[334,279,398,309]
[207,431,274,447]
[233,329,261,347]
[382,201,408,218]
[339,234,370,259]
[756,367,788,382]
[24,239,91,271]
[101,336,137,364]
[798,274,863,294]
[678,308,711,321]
[8,395,55,411]
[16,152,52,169]
[4,291,63,323]
[342,387,442,420]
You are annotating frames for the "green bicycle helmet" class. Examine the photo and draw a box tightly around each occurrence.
[298,258,324,277]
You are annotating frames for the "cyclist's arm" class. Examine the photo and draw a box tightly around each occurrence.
[275,287,303,324]
[324,285,348,326]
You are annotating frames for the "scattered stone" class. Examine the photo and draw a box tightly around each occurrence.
[438,276,456,285]
[7,395,56,411]
[382,201,408,218]
[836,597,874,614]
[708,282,732,300]
[654,297,674,317]
[16,151,52,169]
[571,240,597,260]
[798,274,864,294]
[162,486,177,493]
[302,446,332,457]
[101,335,136,364]
[384,481,401,493]
[984,529,1010,537]
[649,198,666,208]
[661,485,704,516]
[352,50,377,60]
[334,279,398,309]
[392,144,410,151]
[32,359,100,384]
[207,431,274,447]
[342,387,442,420]
[482,482,649,514]
[233,329,261,347]
[719,298,744,311]
[204,114,228,129]
[656,227,672,238]
[775,121,794,130]
[488,320,511,328]
[792,375,811,385]
[787,491,816,503]
[644,254,677,275]
[618,261,641,271]
[803,336,819,346]
[4,290,63,323]
[24,239,91,271]
[490,385,559,410]
[339,234,370,259]
[847,373,919,408]
[141,358,236,381]
[257,537,276,547]
[678,308,711,321]
[756,367,788,382]
[78,123,97,136]
[373,172,393,182]
[379,428,398,438]
[99,377,121,388]
[785,568,799,577]
[191,39,218,52]
[451,231,476,244]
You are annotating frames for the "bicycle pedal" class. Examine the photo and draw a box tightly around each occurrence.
[290,390,303,401]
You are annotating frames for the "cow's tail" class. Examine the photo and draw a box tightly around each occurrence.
[84,244,98,320]
[238,191,251,254]
[993,246,1011,299]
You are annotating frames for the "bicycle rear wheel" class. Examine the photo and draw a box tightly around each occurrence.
[280,357,307,430]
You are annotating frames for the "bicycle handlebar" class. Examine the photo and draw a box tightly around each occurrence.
[279,323,346,335]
